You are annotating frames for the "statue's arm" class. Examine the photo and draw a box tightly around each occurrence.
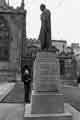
[46,11,51,32]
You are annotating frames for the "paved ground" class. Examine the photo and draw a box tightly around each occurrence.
[1,81,80,120]
[2,82,25,103]
[0,82,25,120]
[61,85,80,111]
[0,82,15,102]
[0,103,24,120]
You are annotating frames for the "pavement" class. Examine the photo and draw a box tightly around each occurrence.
[0,82,15,101]
[1,81,80,120]
[0,82,24,120]
[2,82,24,103]
[0,103,24,120]
[61,85,80,111]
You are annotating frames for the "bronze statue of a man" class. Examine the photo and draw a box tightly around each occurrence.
[38,4,51,50]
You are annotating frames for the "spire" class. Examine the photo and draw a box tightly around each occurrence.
[0,0,6,7]
[7,0,9,6]
[21,0,24,9]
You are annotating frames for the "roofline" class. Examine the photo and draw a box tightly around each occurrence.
[52,40,67,43]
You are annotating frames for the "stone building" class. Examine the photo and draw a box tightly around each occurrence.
[58,51,76,85]
[71,43,80,55]
[0,0,26,81]
[52,40,67,53]
[70,43,80,78]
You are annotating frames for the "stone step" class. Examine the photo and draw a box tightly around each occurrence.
[36,59,59,63]
[37,52,57,58]
[25,114,72,120]
[24,104,72,120]
[37,59,58,63]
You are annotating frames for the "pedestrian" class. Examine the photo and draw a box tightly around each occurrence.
[22,65,31,103]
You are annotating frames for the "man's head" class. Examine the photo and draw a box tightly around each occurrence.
[40,4,46,11]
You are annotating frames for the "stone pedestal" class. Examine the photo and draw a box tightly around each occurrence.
[33,52,60,92]
[26,52,72,120]
[31,92,64,114]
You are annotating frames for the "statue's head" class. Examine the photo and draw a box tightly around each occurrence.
[40,4,46,12]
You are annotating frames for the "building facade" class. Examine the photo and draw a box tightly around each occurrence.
[58,51,76,85]
[0,0,26,81]
[52,40,67,53]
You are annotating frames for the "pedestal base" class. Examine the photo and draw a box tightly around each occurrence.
[31,92,64,114]
[25,113,72,120]
[24,104,72,120]
[29,52,72,120]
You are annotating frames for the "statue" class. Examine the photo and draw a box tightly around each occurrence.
[38,4,51,50]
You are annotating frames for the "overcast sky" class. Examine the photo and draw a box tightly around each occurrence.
[8,0,80,45]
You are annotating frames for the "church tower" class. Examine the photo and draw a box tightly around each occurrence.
[21,0,25,9]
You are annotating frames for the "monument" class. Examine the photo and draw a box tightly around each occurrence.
[24,4,72,120]
[25,52,72,119]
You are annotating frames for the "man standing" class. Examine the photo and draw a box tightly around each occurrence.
[39,4,51,50]
[22,65,31,103]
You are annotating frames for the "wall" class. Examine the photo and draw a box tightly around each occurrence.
[0,8,26,81]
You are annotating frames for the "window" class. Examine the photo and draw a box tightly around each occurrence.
[0,16,9,61]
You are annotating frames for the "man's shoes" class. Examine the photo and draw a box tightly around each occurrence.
[25,99,30,104]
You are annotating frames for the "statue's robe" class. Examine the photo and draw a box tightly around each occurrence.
[39,8,51,50]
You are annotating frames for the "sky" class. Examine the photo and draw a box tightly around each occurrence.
[7,0,80,45]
